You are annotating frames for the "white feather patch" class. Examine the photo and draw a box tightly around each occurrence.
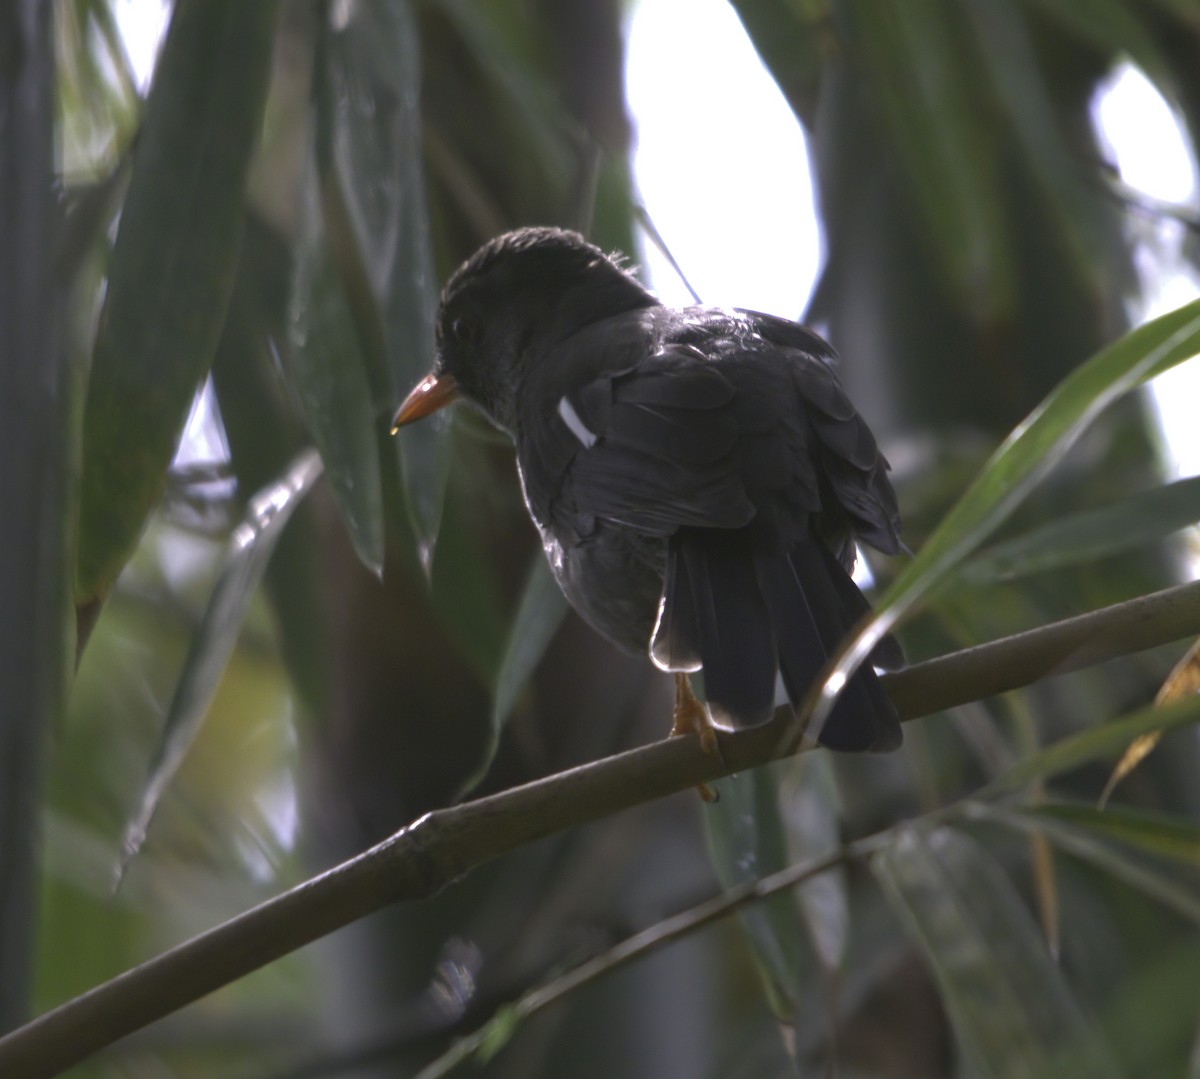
[557,395,597,447]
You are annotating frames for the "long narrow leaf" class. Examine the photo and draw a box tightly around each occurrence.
[810,298,1200,736]
[454,555,567,797]
[320,0,448,555]
[874,826,1119,1079]
[970,802,1200,925]
[981,695,1200,796]
[287,174,385,576]
[1009,801,1200,866]
[959,474,1200,584]
[117,450,323,875]
[76,0,277,600]
[706,766,813,1022]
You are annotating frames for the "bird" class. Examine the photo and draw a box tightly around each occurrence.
[391,226,903,754]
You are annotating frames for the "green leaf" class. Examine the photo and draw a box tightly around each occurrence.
[76,0,278,601]
[982,696,1200,797]
[844,0,1016,322]
[777,756,849,972]
[813,298,1200,734]
[1009,801,1200,866]
[873,826,1120,1079]
[958,474,1200,584]
[117,450,323,875]
[452,554,567,798]
[1023,0,1178,87]
[706,765,813,1021]
[491,555,568,731]
[287,171,385,576]
[960,0,1116,293]
[726,0,831,126]
[970,802,1200,925]
[319,0,448,554]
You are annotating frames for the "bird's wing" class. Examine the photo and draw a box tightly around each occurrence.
[532,347,758,538]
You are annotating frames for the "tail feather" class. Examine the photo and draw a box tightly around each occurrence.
[656,529,901,751]
[654,531,777,725]
[776,537,899,751]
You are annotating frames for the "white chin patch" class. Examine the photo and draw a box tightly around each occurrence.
[557,396,597,447]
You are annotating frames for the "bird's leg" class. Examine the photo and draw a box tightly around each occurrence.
[671,674,724,802]
[670,673,720,754]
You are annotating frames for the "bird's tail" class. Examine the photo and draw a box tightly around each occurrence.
[651,529,902,751]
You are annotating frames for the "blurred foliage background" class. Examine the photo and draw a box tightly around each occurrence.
[4,0,1200,1075]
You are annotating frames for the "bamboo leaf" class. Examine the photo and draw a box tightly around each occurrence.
[811,298,1200,737]
[959,474,1200,584]
[982,695,1200,796]
[874,826,1119,1079]
[706,766,813,1022]
[287,172,385,576]
[117,451,323,876]
[76,0,277,601]
[454,554,568,798]
[319,0,448,555]
[1012,801,1200,866]
[970,802,1200,925]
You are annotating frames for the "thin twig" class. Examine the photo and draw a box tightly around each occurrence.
[1,577,1199,1078]
[411,843,871,1079]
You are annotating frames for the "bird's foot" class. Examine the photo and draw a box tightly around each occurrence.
[671,674,723,802]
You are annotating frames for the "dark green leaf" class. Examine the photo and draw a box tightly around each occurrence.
[958,475,1200,584]
[726,0,831,126]
[961,0,1113,293]
[706,765,813,1021]
[982,696,1200,796]
[76,0,278,600]
[320,0,448,553]
[874,826,1119,1079]
[490,555,568,732]
[1009,801,1200,865]
[1024,0,1177,85]
[776,756,849,972]
[844,0,1016,321]
[118,450,323,874]
[451,553,567,798]
[288,173,385,576]
[970,802,1200,924]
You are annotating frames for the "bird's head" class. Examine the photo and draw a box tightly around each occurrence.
[391,227,655,435]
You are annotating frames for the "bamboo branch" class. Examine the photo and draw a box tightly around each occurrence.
[2,577,1198,1078]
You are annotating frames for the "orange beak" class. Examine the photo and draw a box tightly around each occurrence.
[389,372,460,433]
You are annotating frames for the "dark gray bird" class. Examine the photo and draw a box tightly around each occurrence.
[392,227,903,752]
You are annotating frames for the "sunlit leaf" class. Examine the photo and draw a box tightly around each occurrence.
[958,474,1200,585]
[118,450,323,875]
[811,298,1200,735]
[76,0,277,601]
[970,802,1200,925]
[874,826,1119,1079]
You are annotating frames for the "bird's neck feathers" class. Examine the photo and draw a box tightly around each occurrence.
[473,266,656,435]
